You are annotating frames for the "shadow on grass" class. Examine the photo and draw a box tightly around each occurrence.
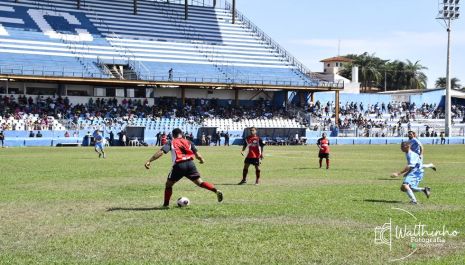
[216,183,242,186]
[106,206,169,212]
[362,199,403,204]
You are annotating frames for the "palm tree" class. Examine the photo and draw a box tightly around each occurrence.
[342,52,384,91]
[435,77,462,90]
[404,60,428,90]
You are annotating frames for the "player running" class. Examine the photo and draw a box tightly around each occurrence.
[392,141,431,204]
[145,128,223,207]
[317,133,330,169]
[407,131,436,171]
[238,127,265,185]
[94,130,105,158]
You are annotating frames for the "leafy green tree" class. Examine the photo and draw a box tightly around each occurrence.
[435,77,462,90]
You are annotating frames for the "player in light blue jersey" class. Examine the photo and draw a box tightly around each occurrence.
[94,130,106,158]
[407,131,436,171]
[392,141,431,204]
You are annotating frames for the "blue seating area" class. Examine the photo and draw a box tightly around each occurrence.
[0,0,317,86]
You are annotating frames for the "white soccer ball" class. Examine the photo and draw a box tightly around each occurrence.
[177,197,190,207]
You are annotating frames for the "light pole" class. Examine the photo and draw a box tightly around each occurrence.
[437,0,460,137]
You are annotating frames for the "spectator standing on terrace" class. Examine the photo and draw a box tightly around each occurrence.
[0,131,4,148]
[36,131,42,138]
[440,132,446,145]
[168,68,173,81]
[201,133,206,146]
[156,132,161,146]
[29,131,35,138]
[215,132,221,146]
[122,132,127,146]
[224,132,230,146]
[109,131,114,146]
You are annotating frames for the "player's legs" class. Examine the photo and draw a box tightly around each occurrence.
[325,155,330,169]
[191,177,223,203]
[254,164,261,185]
[100,145,105,158]
[401,183,417,204]
[422,163,436,171]
[410,172,431,198]
[163,179,177,207]
[94,145,102,158]
[239,162,250,185]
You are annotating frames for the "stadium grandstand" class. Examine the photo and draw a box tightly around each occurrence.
[0,0,464,147]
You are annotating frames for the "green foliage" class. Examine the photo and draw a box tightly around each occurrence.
[435,77,462,90]
[339,53,428,91]
[0,146,464,265]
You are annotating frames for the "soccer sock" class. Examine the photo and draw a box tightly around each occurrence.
[326,159,330,169]
[319,159,322,168]
[411,187,424,192]
[405,188,417,202]
[164,187,173,206]
[255,169,261,183]
[423,163,434,168]
[200,182,217,193]
[242,168,248,181]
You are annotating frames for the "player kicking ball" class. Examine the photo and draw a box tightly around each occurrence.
[317,133,330,169]
[94,130,105,158]
[392,141,431,204]
[145,128,223,208]
[239,127,265,185]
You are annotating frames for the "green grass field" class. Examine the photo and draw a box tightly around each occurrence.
[0,145,464,265]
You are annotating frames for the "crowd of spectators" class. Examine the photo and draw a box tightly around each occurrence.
[304,100,465,137]
[1,94,465,138]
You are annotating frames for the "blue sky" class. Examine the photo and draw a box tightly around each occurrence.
[236,0,465,88]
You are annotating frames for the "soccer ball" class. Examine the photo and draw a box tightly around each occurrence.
[177,197,190,207]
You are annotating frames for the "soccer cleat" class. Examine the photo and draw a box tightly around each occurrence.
[216,190,223,203]
[409,201,418,205]
[98,153,102,158]
[238,180,247,185]
[423,187,431,199]
[103,153,106,159]
[431,165,437,171]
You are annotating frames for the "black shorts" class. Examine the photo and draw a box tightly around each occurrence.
[244,158,260,166]
[318,153,329,159]
[168,160,200,182]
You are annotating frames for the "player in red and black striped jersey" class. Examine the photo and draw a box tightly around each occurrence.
[317,133,330,169]
[145,128,223,207]
[239,127,265,185]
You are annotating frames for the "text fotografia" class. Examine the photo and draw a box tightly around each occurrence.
[395,223,459,247]
[374,208,461,262]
